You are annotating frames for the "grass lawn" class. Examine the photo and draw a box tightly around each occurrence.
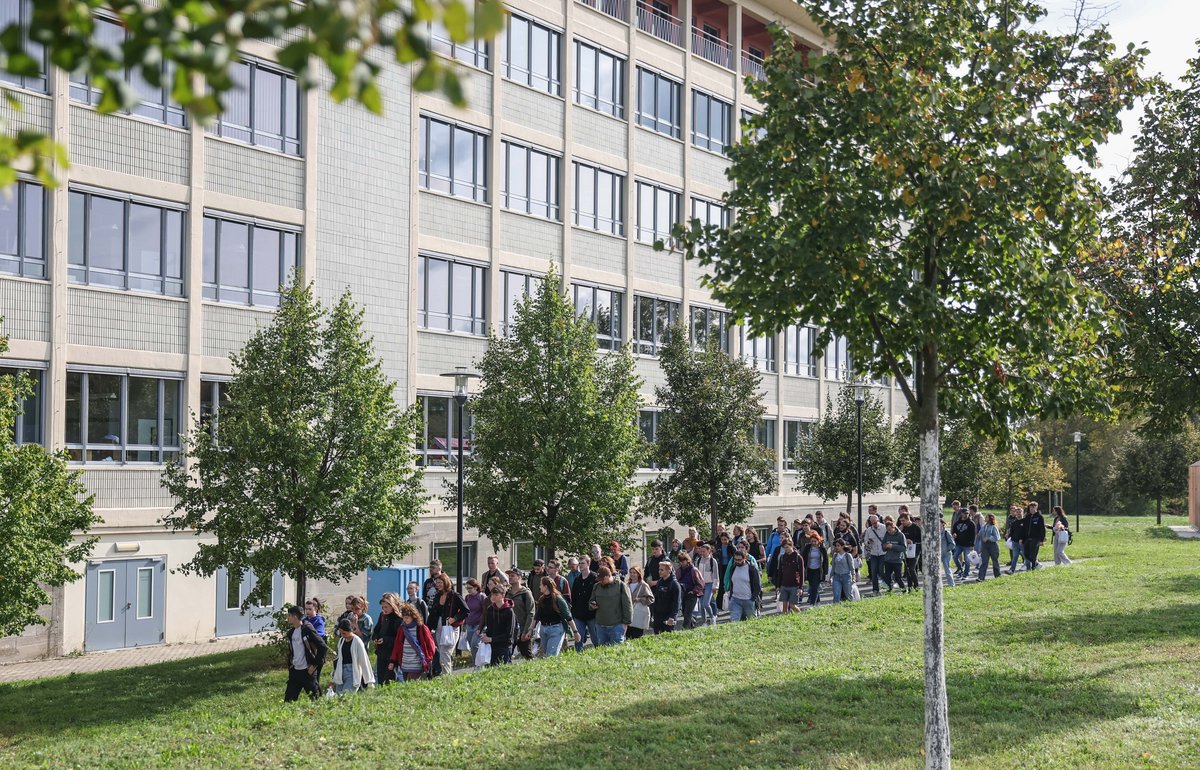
[2,516,1199,769]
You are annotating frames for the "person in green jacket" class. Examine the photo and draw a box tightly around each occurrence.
[589,566,633,646]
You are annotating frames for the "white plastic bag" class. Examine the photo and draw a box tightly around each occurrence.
[905,543,917,558]
[967,550,982,567]
[849,582,861,601]
[437,622,456,647]
[474,641,491,667]
[456,631,471,651]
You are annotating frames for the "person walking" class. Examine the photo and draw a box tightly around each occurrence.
[331,618,376,694]
[427,573,468,675]
[1052,505,1071,536]
[723,550,762,621]
[898,511,921,590]
[881,519,908,593]
[1006,506,1027,573]
[833,518,859,556]
[390,602,436,682]
[480,555,504,591]
[765,516,789,577]
[862,514,887,596]
[1053,520,1073,565]
[813,511,835,545]
[694,543,720,626]
[338,595,374,648]
[283,606,325,702]
[977,513,1002,580]
[627,566,654,639]
[609,541,630,580]
[371,592,403,685]
[675,553,704,629]
[651,561,682,634]
[479,586,517,666]
[546,559,573,603]
[713,532,735,611]
[828,540,856,602]
[422,560,444,605]
[570,559,598,651]
[590,566,633,645]
[799,531,829,606]
[744,528,766,565]
[505,569,536,661]
[406,581,429,624]
[939,518,957,587]
[534,576,578,657]
[644,540,669,588]
[951,507,977,579]
[770,537,803,613]
[462,578,487,661]
[1024,502,1048,570]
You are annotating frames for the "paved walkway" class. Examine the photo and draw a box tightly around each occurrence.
[1169,525,1200,539]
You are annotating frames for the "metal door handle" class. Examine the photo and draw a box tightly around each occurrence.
[124,602,131,610]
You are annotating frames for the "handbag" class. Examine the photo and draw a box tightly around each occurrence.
[437,622,456,647]
[631,602,651,630]
[456,630,471,651]
[474,642,491,667]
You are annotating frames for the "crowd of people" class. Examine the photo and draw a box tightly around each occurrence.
[282,501,1073,701]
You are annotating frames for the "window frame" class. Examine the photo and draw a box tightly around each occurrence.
[504,14,562,95]
[419,114,490,202]
[573,39,625,118]
[742,328,777,373]
[68,187,186,297]
[416,392,475,467]
[502,140,561,220]
[430,19,491,70]
[825,334,850,381]
[432,541,478,581]
[501,269,542,337]
[783,419,815,471]
[691,89,732,154]
[689,305,730,353]
[209,58,301,155]
[573,282,624,351]
[64,369,183,465]
[638,408,664,470]
[417,253,488,336]
[633,294,680,356]
[0,179,46,279]
[752,418,777,453]
[635,66,682,139]
[783,324,819,377]
[202,211,300,308]
[573,160,624,236]
[635,180,681,244]
[0,0,46,93]
[1,363,45,446]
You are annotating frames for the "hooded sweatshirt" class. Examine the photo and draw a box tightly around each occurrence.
[480,598,517,646]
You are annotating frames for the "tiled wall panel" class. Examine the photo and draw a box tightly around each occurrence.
[70,107,189,185]
[0,278,50,341]
[68,289,186,354]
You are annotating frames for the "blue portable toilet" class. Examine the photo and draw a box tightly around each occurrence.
[367,564,429,609]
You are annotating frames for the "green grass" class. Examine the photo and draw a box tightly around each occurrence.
[3,516,1199,769]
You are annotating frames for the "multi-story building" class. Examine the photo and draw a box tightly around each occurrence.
[0,0,910,660]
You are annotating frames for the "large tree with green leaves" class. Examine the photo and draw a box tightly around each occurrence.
[458,268,643,558]
[0,0,504,183]
[1112,427,1200,524]
[162,283,426,607]
[793,385,894,516]
[978,443,1068,510]
[0,324,99,636]
[641,325,776,537]
[894,416,987,505]
[671,2,1145,764]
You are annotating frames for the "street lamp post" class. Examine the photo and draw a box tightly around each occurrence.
[1073,431,1083,533]
[441,366,481,593]
[855,383,865,535]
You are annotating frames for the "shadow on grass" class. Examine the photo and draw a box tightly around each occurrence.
[1154,573,1200,595]
[985,603,1200,647]
[1144,526,1183,540]
[0,646,275,741]
[508,669,1139,769]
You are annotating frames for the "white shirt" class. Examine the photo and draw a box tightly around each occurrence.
[290,626,307,669]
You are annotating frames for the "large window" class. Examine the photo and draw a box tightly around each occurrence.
[742,329,777,372]
[417,394,474,467]
[574,40,624,117]
[574,162,624,235]
[573,283,623,351]
[0,179,45,279]
[513,541,547,571]
[690,305,730,353]
[638,409,662,469]
[636,181,680,244]
[502,141,560,220]
[691,197,729,246]
[69,15,186,126]
[431,20,490,69]
[432,541,478,580]
[636,67,681,138]
[504,15,560,94]
[501,269,543,336]
[752,418,776,453]
[199,379,231,440]
[0,365,43,445]
[741,109,766,142]
[65,371,182,463]
[210,60,300,154]
[202,214,299,307]
[692,90,732,153]
[417,254,487,335]
[0,0,45,92]
[825,334,850,381]
[68,189,184,296]
[784,324,818,377]
[783,419,814,470]
[633,295,679,356]
[419,115,489,202]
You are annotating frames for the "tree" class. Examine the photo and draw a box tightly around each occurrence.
[1112,427,1200,524]
[641,326,776,537]
[670,2,1145,765]
[161,282,425,607]
[895,417,988,505]
[978,445,1068,510]
[0,323,99,636]
[793,385,893,516]
[458,268,643,558]
[0,0,505,183]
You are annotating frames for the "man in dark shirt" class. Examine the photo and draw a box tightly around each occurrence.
[1006,507,1028,573]
[644,540,668,588]
[899,509,922,589]
[1023,502,1048,570]
[951,509,976,579]
[569,560,597,651]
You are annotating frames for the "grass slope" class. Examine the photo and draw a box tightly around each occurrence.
[2,517,1199,769]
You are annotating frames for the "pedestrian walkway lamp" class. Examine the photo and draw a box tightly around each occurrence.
[1073,431,1083,532]
[855,383,866,534]
[441,366,480,593]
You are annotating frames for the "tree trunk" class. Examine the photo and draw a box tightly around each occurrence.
[1156,496,1162,525]
[709,483,720,541]
[917,392,951,769]
[846,489,853,516]
[546,506,558,563]
[295,570,307,609]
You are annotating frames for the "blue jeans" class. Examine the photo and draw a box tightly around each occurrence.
[953,545,971,575]
[699,583,715,624]
[708,583,718,616]
[464,624,481,658]
[594,624,626,646]
[831,572,853,602]
[574,618,597,652]
[337,663,358,694]
[540,624,565,657]
[941,551,956,587]
[1009,541,1024,571]
[806,569,822,605]
[730,597,756,621]
[978,541,1001,580]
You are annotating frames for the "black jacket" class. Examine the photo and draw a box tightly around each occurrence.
[371,612,402,658]
[287,621,327,669]
[644,554,668,584]
[651,574,682,624]
[1024,512,1047,544]
[480,600,517,647]
[1007,517,1028,542]
[427,591,469,628]
[952,517,977,547]
[571,572,598,621]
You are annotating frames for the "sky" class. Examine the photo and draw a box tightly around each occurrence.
[1041,0,1198,182]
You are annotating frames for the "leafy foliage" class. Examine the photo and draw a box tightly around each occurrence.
[161,282,426,607]
[1111,425,1200,523]
[977,445,1068,509]
[641,325,776,535]
[458,267,643,557]
[0,323,99,636]
[794,384,894,513]
[894,416,988,504]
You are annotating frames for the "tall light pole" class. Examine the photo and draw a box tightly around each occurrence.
[855,383,865,535]
[441,366,480,592]
[1073,431,1083,533]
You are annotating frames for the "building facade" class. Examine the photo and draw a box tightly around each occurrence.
[0,0,909,660]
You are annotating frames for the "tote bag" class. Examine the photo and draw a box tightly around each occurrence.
[437,622,456,647]
[474,642,491,667]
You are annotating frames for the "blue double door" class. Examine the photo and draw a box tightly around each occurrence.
[215,567,284,637]
[84,558,166,652]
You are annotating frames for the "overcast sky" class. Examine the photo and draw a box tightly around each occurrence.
[1041,0,1198,182]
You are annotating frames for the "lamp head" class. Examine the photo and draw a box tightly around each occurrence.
[1073,431,1082,445]
[440,366,480,405]
[854,383,865,404]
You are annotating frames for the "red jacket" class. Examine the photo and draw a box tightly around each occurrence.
[390,622,437,672]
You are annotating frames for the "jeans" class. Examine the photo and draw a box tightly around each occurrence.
[1054,539,1072,565]
[1024,539,1042,570]
[573,618,597,652]
[730,597,756,621]
[868,555,885,593]
[464,624,481,659]
[806,568,822,605]
[952,545,971,575]
[540,623,565,657]
[882,560,905,590]
[594,624,626,646]
[627,626,645,639]
[284,666,318,702]
[488,644,512,666]
[831,572,853,602]
[700,583,716,624]
[1009,541,1024,571]
[941,551,956,587]
[978,541,1001,579]
[682,593,700,629]
[337,663,359,695]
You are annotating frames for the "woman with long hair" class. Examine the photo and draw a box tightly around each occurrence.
[389,602,436,681]
[426,573,468,674]
[371,592,404,685]
[626,566,654,639]
[744,528,766,565]
[462,578,487,661]
[534,575,578,657]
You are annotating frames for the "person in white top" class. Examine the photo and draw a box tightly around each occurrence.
[861,512,887,596]
[331,618,376,694]
[693,543,720,627]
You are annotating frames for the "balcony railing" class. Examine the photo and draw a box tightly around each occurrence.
[637,4,684,47]
[692,29,733,69]
[578,0,628,22]
[742,51,766,81]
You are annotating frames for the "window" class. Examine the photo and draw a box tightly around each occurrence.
[69,16,185,126]
[742,329,777,372]
[636,181,680,244]
[210,60,300,154]
[1,365,43,445]
[573,283,623,351]
[432,541,478,580]
[0,179,45,279]
[202,214,299,307]
[430,19,490,69]
[636,67,681,138]
[741,109,766,142]
[419,115,489,202]
[633,295,679,356]
[68,189,185,296]
[692,90,732,153]
[783,419,814,470]
[502,141,560,220]
[0,0,45,92]
[136,567,154,619]
[513,541,547,571]
[784,325,818,377]
[97,570,116,623]
[226,575,241,611]
[574,40,624,117]
[501,269,545,337]
[417,254,487,335]
[691,197,729,245]
[573,162,624,235]
[638,409,664,469]
[690,305,730,353]
[416,394,474,467]
[752,419,776,453]
[825,334,850,381]
[65,371,182,463]
[505,15,560,94]
[199,379,231,439]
